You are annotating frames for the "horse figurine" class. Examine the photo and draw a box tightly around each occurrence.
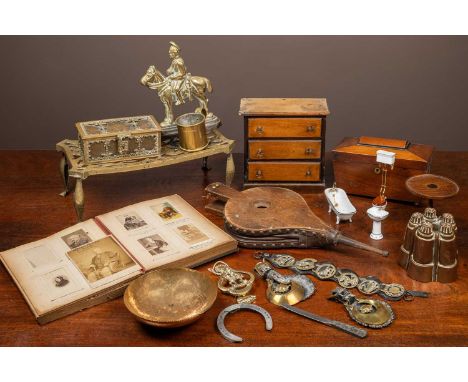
[140,65,213,127]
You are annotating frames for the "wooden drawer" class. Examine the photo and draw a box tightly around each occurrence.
[248,162,321,182]
[248,118,321,138]
[249,140,321,160]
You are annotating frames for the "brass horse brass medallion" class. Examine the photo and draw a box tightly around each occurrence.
[337,271,360,288]
[330,287,395,329]
[347,299,394,328]
[209,261,254,297]
[382,283,406,299]
[357,278,381,295]
[315,263,337,279]
[294,258,317,271]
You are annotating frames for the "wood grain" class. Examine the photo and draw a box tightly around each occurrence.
[406,174,460,200]
[248,140,321,160]
[333,137,434,170]
[248,118,322,138]
[358,136,408,149]
[239,98,330,116]
[0,151,467,346]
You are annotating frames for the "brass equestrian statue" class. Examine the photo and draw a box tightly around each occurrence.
[140,41,213,127]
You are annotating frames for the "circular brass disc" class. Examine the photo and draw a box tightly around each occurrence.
[294,258,317,271]
[347,299,394,328]
[337,271,360,288]
[124,268,217,328]
[357,278,381,295]
[383,283,405,299]
[266,281,306,306]
[315,263,337,279]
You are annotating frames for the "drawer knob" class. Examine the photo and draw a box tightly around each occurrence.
[374,167,381,174]
[306,126,315,133]
[305,147,313,155]
[256,149,264,158]
[255,170,263,179]
[305,168,312,177]
[255,126,264,135]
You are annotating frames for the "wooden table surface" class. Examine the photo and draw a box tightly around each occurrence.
[0,151,466,346]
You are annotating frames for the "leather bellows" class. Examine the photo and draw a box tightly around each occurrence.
[204,183,388,257]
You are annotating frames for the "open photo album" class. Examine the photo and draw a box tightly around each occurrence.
[0,195,237,324]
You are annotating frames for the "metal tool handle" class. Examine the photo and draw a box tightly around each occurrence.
[280,303,367,339]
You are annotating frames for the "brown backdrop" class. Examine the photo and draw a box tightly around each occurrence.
[0,36,467,151]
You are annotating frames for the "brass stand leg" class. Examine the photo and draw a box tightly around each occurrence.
[226,153,235,187]
[59,155,70,197]
[201,157,211,171]
[74,178,85,221]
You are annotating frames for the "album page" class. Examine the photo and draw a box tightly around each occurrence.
[0,219,143,317]
[96,194,236,270]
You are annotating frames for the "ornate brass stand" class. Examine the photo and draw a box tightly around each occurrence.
[57,129,235,221]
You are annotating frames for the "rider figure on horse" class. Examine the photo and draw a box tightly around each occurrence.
[166,41,187,106]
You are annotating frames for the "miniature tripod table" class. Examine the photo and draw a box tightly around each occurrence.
[56,129,235,221]
[405,174,459,208]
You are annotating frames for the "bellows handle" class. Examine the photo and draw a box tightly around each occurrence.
[205,182,242,202]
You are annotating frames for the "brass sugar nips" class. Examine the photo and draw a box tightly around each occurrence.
[329,288,395,329]
[209,261,272,343]
[255,252,428,301]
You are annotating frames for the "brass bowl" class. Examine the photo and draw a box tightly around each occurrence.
[124,268,217,328]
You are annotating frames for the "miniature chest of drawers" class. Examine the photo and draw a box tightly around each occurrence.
[239,98,330,187]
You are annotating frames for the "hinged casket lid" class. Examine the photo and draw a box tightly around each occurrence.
[333,136,434,170]
[76,115,161,138]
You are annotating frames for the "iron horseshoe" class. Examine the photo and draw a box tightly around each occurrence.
[216,303,273,343]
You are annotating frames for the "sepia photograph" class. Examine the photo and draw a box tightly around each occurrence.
[152,202,183,222]
[137,233,170,256]
[67,236,137,284]
[175,224,210,246]
[61,229,92,249]
[116,212,148,231]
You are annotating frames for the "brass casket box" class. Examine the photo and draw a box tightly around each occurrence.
[76,115,162,165]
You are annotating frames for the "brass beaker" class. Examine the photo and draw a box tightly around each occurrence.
[176,111,209,152]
